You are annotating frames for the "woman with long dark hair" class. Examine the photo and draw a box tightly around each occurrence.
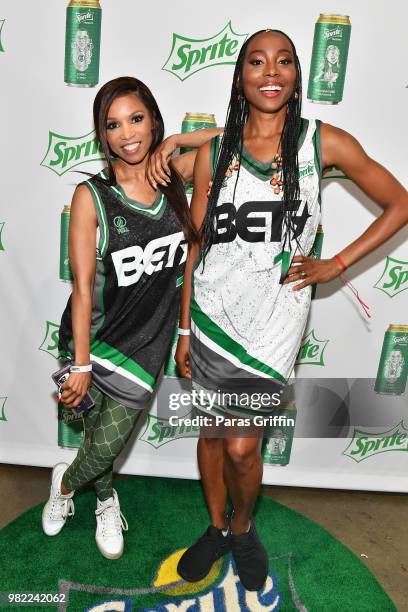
[41,77,220,559]
[174,30,408,590]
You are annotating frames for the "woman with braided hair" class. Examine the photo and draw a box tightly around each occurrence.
[173,29,408,590]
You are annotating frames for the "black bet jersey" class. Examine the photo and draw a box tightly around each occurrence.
[59,170,186,409]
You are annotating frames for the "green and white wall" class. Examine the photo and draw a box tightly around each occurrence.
[0,0,407,491]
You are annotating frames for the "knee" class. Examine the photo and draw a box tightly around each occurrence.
[224,440,260,473]
[199,436,223,451]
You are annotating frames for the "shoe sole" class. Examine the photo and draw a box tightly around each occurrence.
[239,579,268,592]
[96,538,124,560]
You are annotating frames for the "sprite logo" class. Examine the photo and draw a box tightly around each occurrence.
[139,413,199,448]
[296,329,328,366]
[374,256,408,298]
[76,10,94,24]
[299,161,314,180]
[324,27,343,40]
[0,19,5,53]
[41,129,105,176]
[0,397,7,421]
[343,422,408,462]
[322,165,349,180]
[0,222,5,251]
[39,321,60,360]
[162,21,248,81]
[393,334,408,346]
[60,557,281,611]
[114,216,129,235]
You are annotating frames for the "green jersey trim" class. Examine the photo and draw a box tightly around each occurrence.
[85,180,109,258]
[313,119,322,210]
[297,118,310,151]
[240,148,276,180]
[191,299,286,382]
[210,119,310,181]
[109,183,166,216]
[90,340,155,390]
[98,170,166,216]
[176,275,184,287]
[313,119,322,178]
[241,118,310,180]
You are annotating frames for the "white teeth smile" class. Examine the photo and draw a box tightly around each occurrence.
[259,85,283,92]
[123,142,140,152]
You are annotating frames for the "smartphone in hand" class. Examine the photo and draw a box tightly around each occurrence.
[52,364,95,416]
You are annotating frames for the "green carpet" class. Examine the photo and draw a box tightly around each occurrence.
[0,477,395,611]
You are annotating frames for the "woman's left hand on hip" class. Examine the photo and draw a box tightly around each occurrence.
[283,255,343,291]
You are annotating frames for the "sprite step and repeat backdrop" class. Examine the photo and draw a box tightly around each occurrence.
[0,0,407,492]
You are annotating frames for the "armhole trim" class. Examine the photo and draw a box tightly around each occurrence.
[84,180,109,259]
[297,118,309,151]
[313,119,322,178]
[313,120,322,210]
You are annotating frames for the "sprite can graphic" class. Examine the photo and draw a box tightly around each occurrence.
[58,405,84,449]
[307,14,351,104]
[262,406,296,466]
[181,113,217,194]
[64,0,102,87]
[310,224,324,300]
[375,325,408,395]
[60,206,73,281]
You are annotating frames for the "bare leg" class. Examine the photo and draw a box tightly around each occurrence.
[197,424,228,529]
[61,481,72,495]
[223,423,264,535]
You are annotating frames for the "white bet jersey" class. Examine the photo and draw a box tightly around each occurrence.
[191,118,322,387]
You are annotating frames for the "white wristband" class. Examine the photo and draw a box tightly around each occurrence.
[178,328,190,336]
[70,364,92,373]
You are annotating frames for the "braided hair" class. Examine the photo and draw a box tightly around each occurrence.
[201,29,303,262]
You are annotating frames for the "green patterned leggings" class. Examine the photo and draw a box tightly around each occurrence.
[62,386,142,501]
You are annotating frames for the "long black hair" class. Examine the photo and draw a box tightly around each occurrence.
[93,76,197,243]
[201,29,302,259]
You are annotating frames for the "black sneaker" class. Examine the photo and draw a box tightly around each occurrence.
[177,525,231,582]
[231,520,268,591]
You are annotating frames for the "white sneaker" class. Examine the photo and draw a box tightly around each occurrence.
[95,489,128,559]
[42,463,75,536]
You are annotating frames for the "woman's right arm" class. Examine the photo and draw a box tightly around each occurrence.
[175,140,212,378]
[60,184,97,408]
[148,127,222,187]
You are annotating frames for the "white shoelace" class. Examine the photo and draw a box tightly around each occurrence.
[95,499,128,537]
[48,495,75,521]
